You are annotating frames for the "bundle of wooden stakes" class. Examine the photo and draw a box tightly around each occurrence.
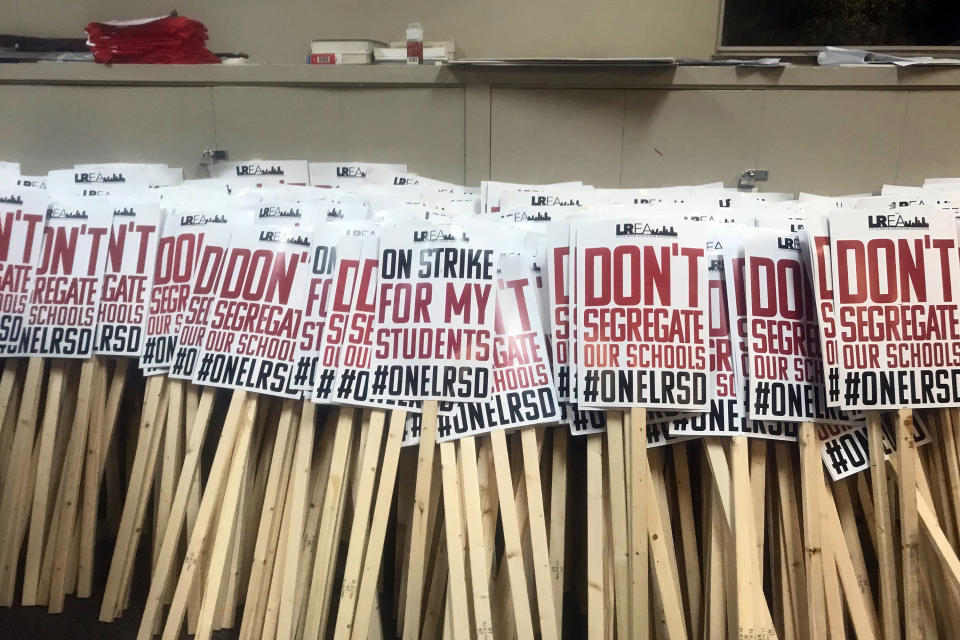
[1,356,959,639]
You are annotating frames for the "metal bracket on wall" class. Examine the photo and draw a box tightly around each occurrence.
[201,149,228,166]
[738,169,769,190]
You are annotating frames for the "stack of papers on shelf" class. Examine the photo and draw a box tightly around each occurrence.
[309,39,385,64]
[817,46,960,67]
[681,57,784,67]
[374,40,456,64]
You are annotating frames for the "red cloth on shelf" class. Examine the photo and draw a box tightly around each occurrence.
[85,15,220,64]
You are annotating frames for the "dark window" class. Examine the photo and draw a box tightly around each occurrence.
[721,1,960,47]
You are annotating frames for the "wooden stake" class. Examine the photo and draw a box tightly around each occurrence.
[393,447,416,628]
[798,422,827,640]
[99,374,169,620]
[292,409,337,640]
[671,442,701,639]
[548,427,567,637]
[822,472,882,639]
[438,439,471,640]
[604,412,631,640]
[135,386,217,639]
[940,410,960,547]
[456,435,494,640]
[302,406,356,639]
[586,433,605,640]
[47,359,96,613]
[0,357,45,605]
[262,442,297,640]
[401,400,441,640]
[421,523,449,640]
[147,390,250,639]
[490,428,536,638]
[628,406,649,640]
[0,358,23,446]
[183,395,261,640]
[275,402,315,640]
[731,436,767,638]
[21,359,66,605]
[703,462,727,640]
[750,439,767,573]
[77,357,108,598]
[350,409,406,640]
[155,378,184,570]
[868,411,901,640]
[238,399,295,640]
[898,408,921,640]
[0,360,24,507]
[646,451,688,639]
[520,428,559,640]
[333,409,387,638]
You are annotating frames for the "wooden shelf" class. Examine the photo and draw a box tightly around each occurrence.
[3,62,960,90]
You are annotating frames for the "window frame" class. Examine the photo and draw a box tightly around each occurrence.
[714,1,960,57]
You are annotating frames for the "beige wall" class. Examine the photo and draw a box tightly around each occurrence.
[4,67,960,194]
[6,0,723,62]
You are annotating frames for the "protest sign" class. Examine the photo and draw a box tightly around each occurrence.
[47,164,153,194]
[94,198,163,356]
[20,199,113,357]
[290,225,344,394]
[818,415,932,481]
[662,248,744,437]
[566,404,607,435]
[312,235,367,403]
[367,221,498,402]
[744,227,854,424]
[191,225,314,397]
[328,237,385,406]
[0,189,47,355]
[801,211,843,406]
[207,160,310,186]
[140,207,250,372]
[719,228,805,440]
[830,208,960,409]
[436,254,560,442]
[547,222,573,402]
[308,162,407,188]
[575,215,710,409]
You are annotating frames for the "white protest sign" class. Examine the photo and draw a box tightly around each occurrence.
[481,180,583,214]
[290,225,344,394]
[308,162,407,187]
[661,249,744,437]
[312,235,367,403]
[16,176,47,190]
[191,225,314,397]
[547,222,574,401]
[140,207,252,372]
[208,160,310,186]
[819,415,932,481]
[566,404,606,436]
[575,215,710,409]
[367,221,498,402]
[48,163,153,194]
[436,254,560,442]
[744,227,854,424]
[720,228,804,440]
[21,199,113,357]
[0,189,47,355]
[830,208,960,409]
[801,211,843,407]
[328,236,418,409]
[94,197,163,356]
